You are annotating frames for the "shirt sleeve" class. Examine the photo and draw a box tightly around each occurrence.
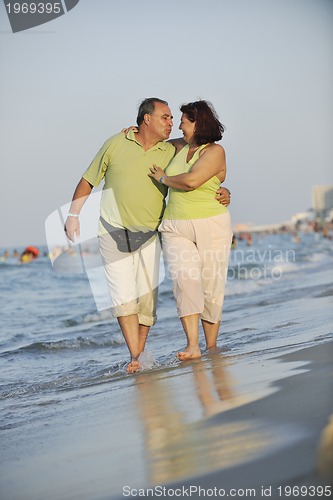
[82,137,114,187]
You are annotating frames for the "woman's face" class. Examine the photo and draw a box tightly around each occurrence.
[179,113,196,144]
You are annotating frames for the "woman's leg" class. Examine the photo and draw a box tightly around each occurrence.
[177,314,202,360]
[201,319,221,350]
[161,220,204,360]
[196,213,233,347]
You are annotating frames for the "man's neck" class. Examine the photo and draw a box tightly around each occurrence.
[135,128,161,151]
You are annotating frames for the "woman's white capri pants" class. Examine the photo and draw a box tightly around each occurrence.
[159,212,232,323]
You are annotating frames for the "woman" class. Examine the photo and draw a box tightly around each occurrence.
[149,100,233,360]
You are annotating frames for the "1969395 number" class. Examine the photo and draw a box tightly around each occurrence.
[6,3,62,14]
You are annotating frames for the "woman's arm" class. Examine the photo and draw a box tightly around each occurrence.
[149,144,226,191]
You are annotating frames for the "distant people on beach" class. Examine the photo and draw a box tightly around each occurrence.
[148,100,232,361]
[64,97,231,373]
[237,232,253,246]
[20,246,39,263]
[1,249,17,261]
[231,216,333,242]
[1,246,39,263]
[292,232,301,244]
[246,233,253,246]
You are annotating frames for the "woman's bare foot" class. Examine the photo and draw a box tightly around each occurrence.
[127,359,140,373]
[177,346,201,361]
[204,345,220,354]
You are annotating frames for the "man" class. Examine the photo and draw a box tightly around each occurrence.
[65,98,230,373]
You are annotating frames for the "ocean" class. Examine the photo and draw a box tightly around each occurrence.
[1,230,332,499]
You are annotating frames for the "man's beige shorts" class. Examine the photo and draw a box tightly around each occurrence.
[99,232,161,326]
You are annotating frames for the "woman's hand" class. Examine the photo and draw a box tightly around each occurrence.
[121,126,138,134]
[148,164,165,182]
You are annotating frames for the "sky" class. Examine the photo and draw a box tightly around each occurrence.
[0,0,332,248]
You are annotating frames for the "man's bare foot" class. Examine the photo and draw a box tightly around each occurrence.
[127,360,140,373]
[177,347,201,361]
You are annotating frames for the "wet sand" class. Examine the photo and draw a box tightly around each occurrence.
[139,341,333,499]
[1,341,332,500]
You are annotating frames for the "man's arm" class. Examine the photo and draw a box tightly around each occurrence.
[216,186,231,206]
[64,178,93,242]
[167,137,187,154]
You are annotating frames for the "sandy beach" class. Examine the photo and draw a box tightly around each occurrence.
[1,232,332,500]
[2,340,332,500]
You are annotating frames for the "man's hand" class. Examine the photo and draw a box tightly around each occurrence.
[216,187,231,206]
[63,178,93,242]
[65,216,80,243]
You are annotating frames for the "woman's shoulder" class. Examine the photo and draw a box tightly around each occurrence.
[199,142,225,157]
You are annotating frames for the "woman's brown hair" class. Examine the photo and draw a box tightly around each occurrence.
[180,100,225,145]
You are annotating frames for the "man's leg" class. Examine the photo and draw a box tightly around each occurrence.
[139,324,150,352]
[99,233,143,372]
[135,235,161,359]
[117,315,148,373]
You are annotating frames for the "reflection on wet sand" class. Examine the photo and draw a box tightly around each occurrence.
[134,353,279,486]
[316,413,333,481]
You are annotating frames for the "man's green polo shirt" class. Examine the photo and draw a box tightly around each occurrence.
[83,131,175,233]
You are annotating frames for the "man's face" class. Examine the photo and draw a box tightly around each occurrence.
[147,102,173,141]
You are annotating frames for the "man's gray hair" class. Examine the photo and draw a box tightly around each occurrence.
[136,97,168,126]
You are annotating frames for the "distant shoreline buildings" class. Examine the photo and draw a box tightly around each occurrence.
[311,185,333,218]
[291,185,333,226]
[234,185,333,234]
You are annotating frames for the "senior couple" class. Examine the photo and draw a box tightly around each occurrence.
[65,98,233,373]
